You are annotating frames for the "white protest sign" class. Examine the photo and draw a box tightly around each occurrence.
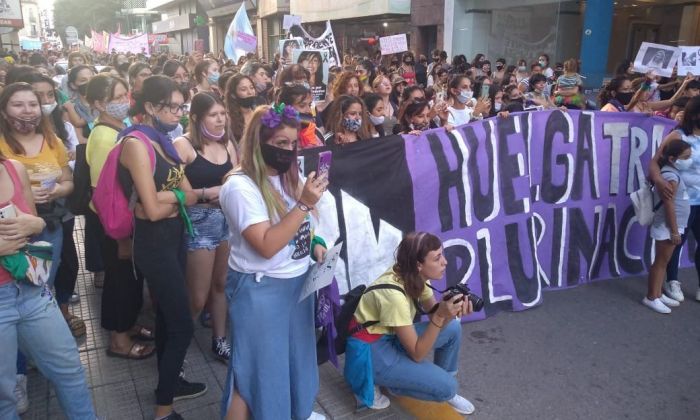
[379,34,408,56]
[678,46,700,76]
[298,242,343,302]
[283,15,302,31]
[632,42,680,78]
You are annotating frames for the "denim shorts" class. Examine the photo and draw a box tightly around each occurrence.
[186,206,229,251]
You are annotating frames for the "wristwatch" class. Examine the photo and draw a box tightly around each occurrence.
[297,202,313,212]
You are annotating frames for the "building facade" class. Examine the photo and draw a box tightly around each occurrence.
[148,0,209,55]
[289,0,410,60]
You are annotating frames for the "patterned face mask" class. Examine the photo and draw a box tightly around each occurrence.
[342,117,362,132]
[6,114,41,134]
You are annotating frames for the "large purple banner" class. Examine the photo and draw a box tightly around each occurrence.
[304,110,685,320]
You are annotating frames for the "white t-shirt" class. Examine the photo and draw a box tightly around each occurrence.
[447,106,473,127]
[220,173,313,279]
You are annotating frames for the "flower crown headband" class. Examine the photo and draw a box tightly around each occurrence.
[261,103,300,129]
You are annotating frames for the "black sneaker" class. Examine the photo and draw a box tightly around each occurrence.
[212,337,231,364]
[161,411,184,420]
[172,378,207,401]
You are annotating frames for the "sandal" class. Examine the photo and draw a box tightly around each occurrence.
[129,325,155,341]
[65,314,86,337]
[106,343,155,360]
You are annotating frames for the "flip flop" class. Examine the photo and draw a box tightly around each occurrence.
[129,325,155,341]
[106,343,155,360]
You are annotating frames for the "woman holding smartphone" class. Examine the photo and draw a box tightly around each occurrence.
[220,103,328,420]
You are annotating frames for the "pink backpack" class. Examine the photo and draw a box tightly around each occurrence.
[92,131,156,240]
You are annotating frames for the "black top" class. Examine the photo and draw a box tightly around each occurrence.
[119,141,184,201]
[185,148,233,189]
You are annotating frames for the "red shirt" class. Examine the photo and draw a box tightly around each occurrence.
[0,160,32,286]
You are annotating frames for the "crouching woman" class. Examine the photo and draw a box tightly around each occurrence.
[344,232,476,415]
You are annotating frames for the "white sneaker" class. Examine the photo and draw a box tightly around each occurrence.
[664,280,684,302]
[356,386,391,410]
[642,297,671,314]
[306,411,326,420]
[660,294,680,307]
[14,374,28,414]
[447,394,475,415]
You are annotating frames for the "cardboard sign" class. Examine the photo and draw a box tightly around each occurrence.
[678,46,700,76]
[379,34,408,56]
[299,242,343,302]
[632,42,680,78]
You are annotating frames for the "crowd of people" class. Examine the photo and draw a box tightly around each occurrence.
[0,43,698,420]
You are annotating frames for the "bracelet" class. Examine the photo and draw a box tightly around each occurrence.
[430,318,444,329]
[297,201,313,212]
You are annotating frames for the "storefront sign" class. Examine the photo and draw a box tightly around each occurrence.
[152,14,194,34]
[379,34,408,56]
[0,0,23,29]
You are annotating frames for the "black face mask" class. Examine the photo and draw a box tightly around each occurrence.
[77,83,88,96]
[299,112,315,123]
[616,91,634,105]
[433,57,440,62]
[496,64,503,70]
[260,143,296,174]
[238,96,258,109]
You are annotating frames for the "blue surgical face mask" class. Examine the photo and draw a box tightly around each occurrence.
[457,90,473,104]
[342,117,362,132]
[153,115,179,133]
[675,157,693,171]
[207,72,220,85]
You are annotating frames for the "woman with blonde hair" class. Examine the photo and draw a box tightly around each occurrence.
[220,103,328,420]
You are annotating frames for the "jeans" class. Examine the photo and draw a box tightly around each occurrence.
[0,282,95,419]
[667,205,700,285]
[55,218,79,305]
[370,319,462,402]
[221,269,318,420]
[133,217,193,406]
[35,224,63,289]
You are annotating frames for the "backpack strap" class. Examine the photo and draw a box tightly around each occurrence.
[655,168,682,211]
[120,130,157,173]
[350,284,408,335]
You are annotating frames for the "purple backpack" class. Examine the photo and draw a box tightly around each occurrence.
[92,131,155,240]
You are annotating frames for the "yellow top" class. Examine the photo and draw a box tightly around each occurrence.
[0,137,68,184]
[354,268,434,335]
[86,123,119,189]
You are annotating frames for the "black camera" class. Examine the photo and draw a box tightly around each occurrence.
[442,283,484,312]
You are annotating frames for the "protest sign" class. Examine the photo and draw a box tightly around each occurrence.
[288,21,340,68]
[293,49,330,101]
[108,33,148,55]
[633,42,680,77]
[283,14,302,31]
[279,37,303,65]
[379,34,408,56]
[298,243,343,302]
[678,46,700,76]
[302,111,682,321]
[224,3,257,63]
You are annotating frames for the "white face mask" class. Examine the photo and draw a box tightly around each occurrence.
[675,157,692,171]
[457,90,473,104]
[369,114,385,125]
[494,102,502,112]
[41,102,57,116]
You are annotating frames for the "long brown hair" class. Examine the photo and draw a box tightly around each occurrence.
[187,91,231,151]
[393,232,443,299]
[0,82,59,155]
[324,95,372,141]
[236,105,301,220]
[224,73,255,141]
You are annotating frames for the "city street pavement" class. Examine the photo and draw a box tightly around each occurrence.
[19,218,700,419]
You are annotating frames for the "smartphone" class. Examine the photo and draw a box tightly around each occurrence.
[480,84,490,99]
[317,151,332,181]
[436,90,446,103]
[0,204,17,219]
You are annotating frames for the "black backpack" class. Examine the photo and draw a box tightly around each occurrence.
[334,283,406,355]
[65,143,91,215]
